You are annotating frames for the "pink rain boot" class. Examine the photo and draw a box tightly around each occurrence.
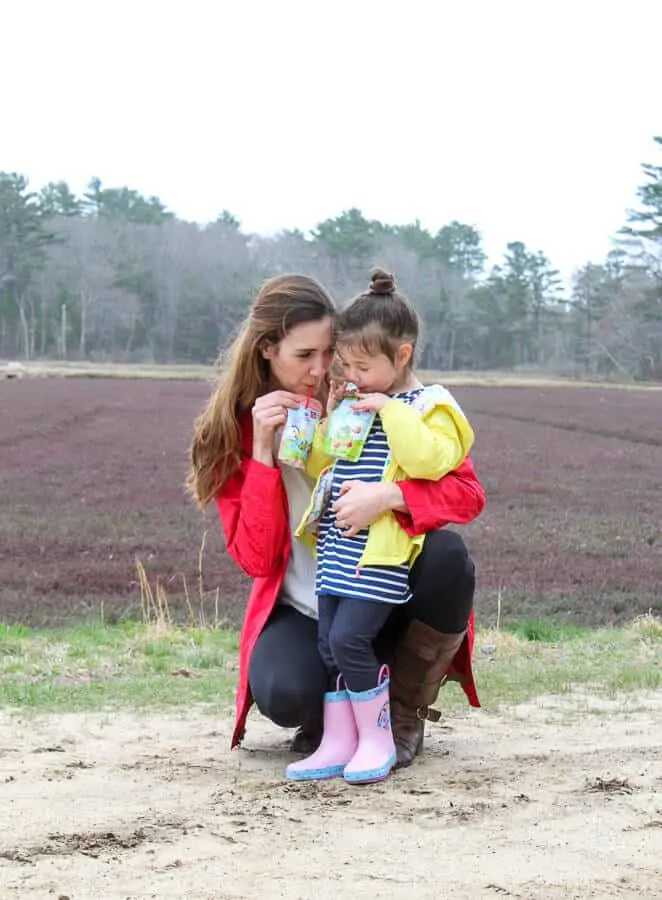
[286,677,358,781]
[344,665,397,785]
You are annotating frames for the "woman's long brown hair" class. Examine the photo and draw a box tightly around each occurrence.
[187,274,336,508]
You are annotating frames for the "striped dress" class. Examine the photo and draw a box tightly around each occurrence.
[315,388,423,605]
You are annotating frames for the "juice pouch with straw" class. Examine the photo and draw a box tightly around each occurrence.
[323,384,376,462]
[277,397,322,469]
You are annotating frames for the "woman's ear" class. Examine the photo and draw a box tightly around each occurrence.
[260,340,276,361]
[396,342,414,369]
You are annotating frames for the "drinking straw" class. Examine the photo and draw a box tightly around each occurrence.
[304,385,314,409]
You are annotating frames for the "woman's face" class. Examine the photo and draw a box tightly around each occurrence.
[262,316,335,395]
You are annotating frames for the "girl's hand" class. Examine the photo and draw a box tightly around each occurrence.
[332,481,404,537]
[252,390,306,463]
[326,379,347,416]
[351,392,391,413]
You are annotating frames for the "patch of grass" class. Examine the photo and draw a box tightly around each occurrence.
[506,619,588,642]
[0,621,238,714]
[444,616,662,714]
[0,624,30,639]
[0,617,660,718]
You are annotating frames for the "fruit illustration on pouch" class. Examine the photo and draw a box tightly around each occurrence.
[278,400,322,469]
[324,401,375,462]
[331,424,353,451]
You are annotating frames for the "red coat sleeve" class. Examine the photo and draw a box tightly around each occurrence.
[214,416,289,578]
[394,456,485,537]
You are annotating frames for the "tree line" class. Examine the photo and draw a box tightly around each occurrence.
[1,137,661,378]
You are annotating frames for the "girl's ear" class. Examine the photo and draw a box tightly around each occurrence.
[396,342,414,369]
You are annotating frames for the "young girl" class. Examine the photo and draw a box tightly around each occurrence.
[286,269,475,785]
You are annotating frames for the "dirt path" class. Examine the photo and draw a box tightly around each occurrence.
[1,693,661,899]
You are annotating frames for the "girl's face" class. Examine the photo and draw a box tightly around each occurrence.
[262,316,336,395]
[337,342,413,393]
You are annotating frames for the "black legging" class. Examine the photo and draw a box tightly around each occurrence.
[248,529,475,730]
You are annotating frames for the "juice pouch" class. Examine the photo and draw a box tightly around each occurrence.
[277,399,322,469]
[323,385,375,462]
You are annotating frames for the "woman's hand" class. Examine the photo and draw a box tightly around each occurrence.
[332,481,406,537]
[252,390,306,465]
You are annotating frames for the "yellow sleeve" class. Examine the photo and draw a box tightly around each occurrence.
[379,399,475,480]
[305,420,334,479]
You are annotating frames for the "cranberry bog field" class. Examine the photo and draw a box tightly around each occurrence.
[1,375,660,628]
[2,375,662,899]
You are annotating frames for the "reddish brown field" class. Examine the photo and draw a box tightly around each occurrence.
[1,378,660,627]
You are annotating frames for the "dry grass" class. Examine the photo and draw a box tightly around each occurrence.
[6,360,215,382]
[6,358,662,390]
[135,531,224,634]
[421,369,662,391]
[474,628,523,651]
[626,610,662,640]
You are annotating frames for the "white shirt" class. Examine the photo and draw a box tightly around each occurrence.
[274,433,319,619]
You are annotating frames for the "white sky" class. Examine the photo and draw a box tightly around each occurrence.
[2,0,661,283]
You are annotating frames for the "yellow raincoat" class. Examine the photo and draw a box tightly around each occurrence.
[295,384,475,569]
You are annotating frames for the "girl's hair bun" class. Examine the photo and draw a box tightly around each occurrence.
[369,268,396,295]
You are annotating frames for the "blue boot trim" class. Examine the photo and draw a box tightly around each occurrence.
[286,762,345,782]
[324,688,349,703]
[343,752,397,784]
[346,680,389,703]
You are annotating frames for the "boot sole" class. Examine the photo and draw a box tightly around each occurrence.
[286,763,346,781]
[394,731,425,768]
[343,753,397,784]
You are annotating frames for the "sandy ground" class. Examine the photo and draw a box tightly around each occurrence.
[1,694,661,900]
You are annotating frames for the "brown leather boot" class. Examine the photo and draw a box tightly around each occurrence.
[389,620,466,768]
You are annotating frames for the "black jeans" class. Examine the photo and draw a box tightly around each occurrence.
[317,593,393,693]
[248,529,475,731]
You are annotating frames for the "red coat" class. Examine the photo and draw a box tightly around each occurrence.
[217,413,485,748]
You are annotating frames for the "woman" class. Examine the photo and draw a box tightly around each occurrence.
[188,274,485,768]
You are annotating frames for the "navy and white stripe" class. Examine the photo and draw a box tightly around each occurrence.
[316,388,423,605]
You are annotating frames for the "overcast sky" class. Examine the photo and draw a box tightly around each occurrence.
[2,0,661,282]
